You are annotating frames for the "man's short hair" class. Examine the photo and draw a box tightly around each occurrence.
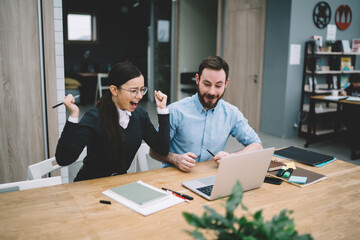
[198,56,229,81]
[350,73,360,83]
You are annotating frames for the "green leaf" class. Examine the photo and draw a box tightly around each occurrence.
[226,181,247,220]
[183,212,207,228]
[203,205,234,230]
[183,230,206,240]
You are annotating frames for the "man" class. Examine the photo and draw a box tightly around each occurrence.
[150,56,262,172]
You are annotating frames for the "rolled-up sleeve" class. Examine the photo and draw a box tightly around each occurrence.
[230,111,261,146]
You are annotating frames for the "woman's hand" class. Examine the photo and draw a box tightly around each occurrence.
[63,94,79,118]
[154,90,168,109]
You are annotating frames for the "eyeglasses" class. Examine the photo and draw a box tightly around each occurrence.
[119,86,148,97]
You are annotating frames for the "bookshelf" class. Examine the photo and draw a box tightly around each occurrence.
[299,40,360,137]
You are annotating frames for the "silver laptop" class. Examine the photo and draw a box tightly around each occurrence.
[182,147,275,200]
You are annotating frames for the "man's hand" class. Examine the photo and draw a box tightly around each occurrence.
[174,152,197,172]
[212,151,230,166]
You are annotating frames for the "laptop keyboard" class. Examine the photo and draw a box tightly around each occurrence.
[197,185,213,196]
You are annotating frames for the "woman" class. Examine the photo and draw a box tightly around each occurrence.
[55,62,170,181]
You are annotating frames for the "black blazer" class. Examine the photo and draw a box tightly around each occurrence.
[55,106,170,181]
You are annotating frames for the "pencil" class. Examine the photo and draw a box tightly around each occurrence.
[52,95,80,109]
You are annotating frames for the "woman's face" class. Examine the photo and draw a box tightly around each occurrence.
[111,75,145,112]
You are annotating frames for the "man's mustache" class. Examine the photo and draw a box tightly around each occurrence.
[205,94,217,99]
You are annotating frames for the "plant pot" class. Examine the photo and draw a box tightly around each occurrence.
[324,46,332,52]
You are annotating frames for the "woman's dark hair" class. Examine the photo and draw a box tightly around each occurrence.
[96,62,142,167]
[198,56,229,81]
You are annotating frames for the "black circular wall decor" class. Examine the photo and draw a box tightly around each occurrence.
[313,1,331,29]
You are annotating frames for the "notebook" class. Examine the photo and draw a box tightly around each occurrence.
[106,182,169,206]
[182,148,275,200]
[274,146,334,166]
[268,160,286,171]
[103,181,184,216]
[267,166,327,187]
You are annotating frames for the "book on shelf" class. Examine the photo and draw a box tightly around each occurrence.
[102,181,184,216]
[308,76,318,91]
[342,40,351,53]
[340,57,352,71]
[268,166,327,188]
[340,75,350,89]
[352,39,360,53]
[332,75,338,89]
[308,57,322,71]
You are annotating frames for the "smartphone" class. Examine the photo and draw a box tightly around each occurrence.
[264,176,283,185]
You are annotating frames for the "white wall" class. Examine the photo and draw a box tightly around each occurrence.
[53,0,66,136]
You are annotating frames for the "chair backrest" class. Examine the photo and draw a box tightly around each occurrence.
[134,143,150,172]
[95,73,109,102]
[0,176,62,194]
[27,157,61,180]
[28,147,87,183]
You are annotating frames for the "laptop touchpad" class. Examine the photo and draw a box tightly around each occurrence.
[199,175,216,185]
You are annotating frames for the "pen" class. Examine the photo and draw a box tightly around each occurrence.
[207,149,215,157]
[276,166,286,177]
[162,187,193,200]
[99,200,111,205]
[166,190,190,203]
[52,95,80,108]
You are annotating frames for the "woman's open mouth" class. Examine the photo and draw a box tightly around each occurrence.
[130,101,138,110]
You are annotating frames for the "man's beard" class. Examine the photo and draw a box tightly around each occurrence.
[197,87,225,110]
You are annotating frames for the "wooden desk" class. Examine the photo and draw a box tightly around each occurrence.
[306,95,360,159]
[1,159,360,239]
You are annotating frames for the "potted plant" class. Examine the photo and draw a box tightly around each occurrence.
[183,181,313,240]
[324,40,334,52]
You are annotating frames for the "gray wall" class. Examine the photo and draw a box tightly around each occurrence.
[261,0,360,138]
[177,0,217,100]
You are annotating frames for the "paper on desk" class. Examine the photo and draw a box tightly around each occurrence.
[346,96,360,102]
[323,96,348,100]
[102,180,184,216]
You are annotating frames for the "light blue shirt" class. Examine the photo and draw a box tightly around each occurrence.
[163,93,261,167]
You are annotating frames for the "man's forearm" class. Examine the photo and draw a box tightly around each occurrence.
[149,149,177,165]
[233,142,263,155]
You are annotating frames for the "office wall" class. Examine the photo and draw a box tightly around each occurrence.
[177,0,217,100]
[261,0,360,138]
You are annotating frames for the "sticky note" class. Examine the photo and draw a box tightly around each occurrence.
[285,162,296,169]
[288,176,307,184]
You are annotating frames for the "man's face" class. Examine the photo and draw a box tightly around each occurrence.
[196,68,229,110]
[352,82,360,88]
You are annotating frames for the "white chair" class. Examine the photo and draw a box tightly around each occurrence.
[95,73,109,102]
[28,148,86,183]
[134,143,150,172]
[0,176,62,194]
[61,148,86,183]
[27,157,61,180]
